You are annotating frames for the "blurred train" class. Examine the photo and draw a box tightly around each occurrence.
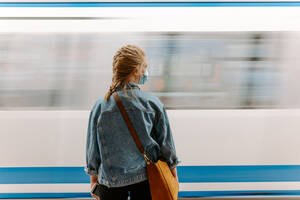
[1,1,300,199]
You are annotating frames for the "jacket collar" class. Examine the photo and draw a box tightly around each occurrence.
[115,81,140,91]
[127,81,140,89]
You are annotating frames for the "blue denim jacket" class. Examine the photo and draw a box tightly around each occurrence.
[84,82,180,187]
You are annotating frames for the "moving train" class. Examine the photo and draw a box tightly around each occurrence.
[1,1,300,199]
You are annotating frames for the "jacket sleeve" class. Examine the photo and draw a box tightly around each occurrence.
[154,106,180,170]
[84,102,101,176]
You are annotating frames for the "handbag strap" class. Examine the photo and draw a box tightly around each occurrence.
[113,92,150,162]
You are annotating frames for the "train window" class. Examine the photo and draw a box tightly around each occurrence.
[0,32,290,110]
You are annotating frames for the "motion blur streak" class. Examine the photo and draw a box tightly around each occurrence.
[1,32,299,110]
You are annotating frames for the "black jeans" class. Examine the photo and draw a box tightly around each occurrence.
[97,180,152,200]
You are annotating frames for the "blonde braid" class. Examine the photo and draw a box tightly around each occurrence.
[104,44,146,101]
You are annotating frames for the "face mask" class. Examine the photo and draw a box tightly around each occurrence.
[138,69,148,85]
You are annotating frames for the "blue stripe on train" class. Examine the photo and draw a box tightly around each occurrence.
[0,2,300,7]
[2,190,300,199]
[1,165,300,184]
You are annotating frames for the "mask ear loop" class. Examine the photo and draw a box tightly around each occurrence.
[138,71,145,84]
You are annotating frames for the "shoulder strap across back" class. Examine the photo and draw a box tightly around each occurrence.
[113,92,145,155]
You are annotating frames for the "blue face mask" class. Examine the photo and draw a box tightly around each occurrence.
[138,69,148,85]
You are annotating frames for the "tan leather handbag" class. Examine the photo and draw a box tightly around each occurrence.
[113,93,179,200]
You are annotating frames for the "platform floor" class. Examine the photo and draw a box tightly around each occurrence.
[180,198,300,200]
[7,198,300,200]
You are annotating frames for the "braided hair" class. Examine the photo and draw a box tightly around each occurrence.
[104,44,146,101]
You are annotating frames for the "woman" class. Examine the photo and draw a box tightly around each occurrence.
[85,44,180,200]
